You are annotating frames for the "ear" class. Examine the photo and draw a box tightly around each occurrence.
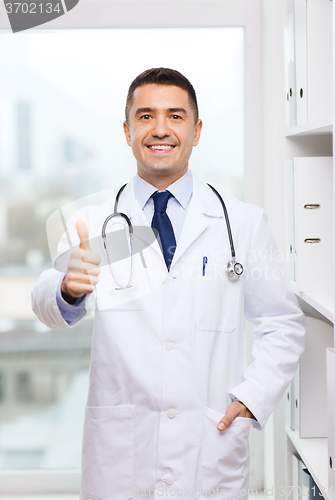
[193,119,203,146]
[123,121,132,147]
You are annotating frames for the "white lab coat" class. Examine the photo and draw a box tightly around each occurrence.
[32,174,306,500]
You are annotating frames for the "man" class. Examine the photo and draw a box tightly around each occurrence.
[32,68,306,500]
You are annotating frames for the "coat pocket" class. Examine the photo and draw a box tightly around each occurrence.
[81,404,135,500]
[197,407,251,499]
[195,274,242,332]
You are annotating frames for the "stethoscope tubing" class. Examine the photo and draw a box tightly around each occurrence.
[101,182,243,287]
[206,183,236,260]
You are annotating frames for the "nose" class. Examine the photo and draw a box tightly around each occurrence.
[151,116,170,138]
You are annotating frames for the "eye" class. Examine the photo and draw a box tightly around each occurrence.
[171,115,182,120]
[140,114,152,120]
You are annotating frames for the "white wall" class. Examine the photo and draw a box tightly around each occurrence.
[262,0,287,498]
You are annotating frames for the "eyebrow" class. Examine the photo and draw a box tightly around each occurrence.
[134,107,188,117]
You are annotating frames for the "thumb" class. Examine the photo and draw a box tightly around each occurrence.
[76,219,91,251]
[217,403,240,431]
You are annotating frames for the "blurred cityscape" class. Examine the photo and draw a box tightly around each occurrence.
[0,318,92,469]
[0,28,243,469]
[0,44,116,270]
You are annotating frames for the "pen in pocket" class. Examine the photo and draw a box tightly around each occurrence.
[202,256,208,276]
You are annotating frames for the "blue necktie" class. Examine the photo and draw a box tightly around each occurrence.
[151,191,176,271]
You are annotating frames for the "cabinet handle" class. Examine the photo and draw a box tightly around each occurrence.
[304,238,321,244]
[304,204,320,209]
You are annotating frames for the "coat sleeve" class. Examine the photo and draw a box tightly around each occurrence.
[229,208,306,430]
[31,208,96,329]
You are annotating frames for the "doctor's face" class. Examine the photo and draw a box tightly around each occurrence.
[123,84,202,187]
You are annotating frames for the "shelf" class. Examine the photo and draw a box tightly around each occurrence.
[290,281,334,323]
[285,117,333,137]
[286,426,330,500]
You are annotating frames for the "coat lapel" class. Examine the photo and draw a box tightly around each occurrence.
[171,174,223,269]
[114,174,224,272]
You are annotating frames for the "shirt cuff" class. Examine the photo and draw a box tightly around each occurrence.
[230,394,242,403]
[56,276,86,324]
[230,394,258,422]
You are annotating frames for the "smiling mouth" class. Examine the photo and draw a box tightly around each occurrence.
[147,145,176,151]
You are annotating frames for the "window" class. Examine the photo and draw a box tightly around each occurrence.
[0,373,4,402]
[0,26,243,471]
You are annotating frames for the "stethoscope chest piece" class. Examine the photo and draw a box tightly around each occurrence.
[226,260,244,281]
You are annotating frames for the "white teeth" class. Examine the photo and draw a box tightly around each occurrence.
[148,145,174,150]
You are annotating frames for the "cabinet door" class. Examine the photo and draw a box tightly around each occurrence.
[285,0,297,127]
[307,0,333,122]
[299,317,333,438]
[327,348,335,500]
[293,157,333,293]
[294,0,307,124]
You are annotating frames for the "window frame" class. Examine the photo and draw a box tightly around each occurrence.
[0,0,262,493]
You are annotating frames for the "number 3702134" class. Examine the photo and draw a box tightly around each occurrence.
[5,2,62,14]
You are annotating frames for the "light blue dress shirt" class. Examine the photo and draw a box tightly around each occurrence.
[134,169,192,242]
[56,170,193,323]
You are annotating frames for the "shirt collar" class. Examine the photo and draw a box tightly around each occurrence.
[134,169,193,210]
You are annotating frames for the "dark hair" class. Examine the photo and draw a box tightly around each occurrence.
[125,67,199,124]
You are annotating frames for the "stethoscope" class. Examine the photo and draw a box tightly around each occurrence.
[101,183,243,290]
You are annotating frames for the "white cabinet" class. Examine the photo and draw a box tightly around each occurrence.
[287,157,333,292]
[285,0,297,127]
[291,317,333,439]
[327,348,335,500]
[290,0,333,125]
[306,0,333,123]
[294,0,308,124]
[283,1,334,499]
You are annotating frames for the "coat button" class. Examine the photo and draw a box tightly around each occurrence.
[165,475,174,485]
[167,409,176,419]
[164,342,174,351]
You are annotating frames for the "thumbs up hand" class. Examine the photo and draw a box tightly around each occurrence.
[61,219,101,303]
